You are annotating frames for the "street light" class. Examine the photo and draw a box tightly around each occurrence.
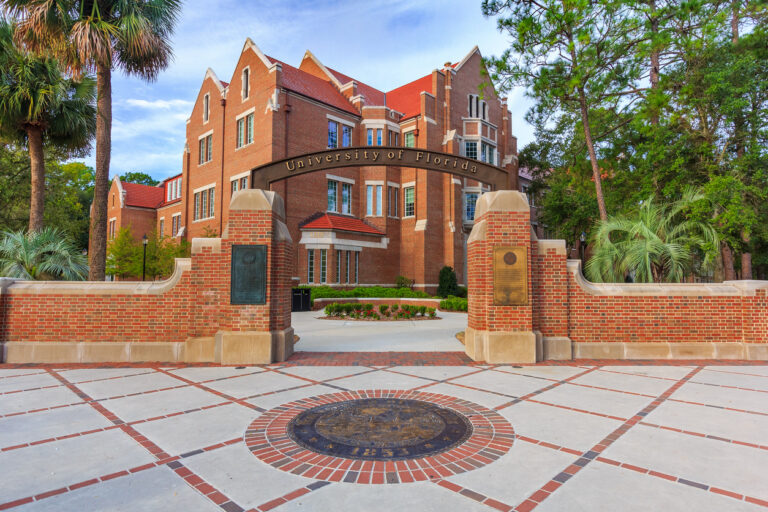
[580,231,586,267]
[142,234,148,281]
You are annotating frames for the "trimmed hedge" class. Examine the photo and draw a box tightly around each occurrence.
[324,302,436,320]
[301,285,431,300]
[439,297,468,312]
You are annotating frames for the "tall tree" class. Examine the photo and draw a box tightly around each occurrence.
[0,18,95,232]
[4,0,182,280]
[120,171,158,186]
[482,0,644,221]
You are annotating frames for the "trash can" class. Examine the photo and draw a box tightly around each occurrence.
[292,288,311,312]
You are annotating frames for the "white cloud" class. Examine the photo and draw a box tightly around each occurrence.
[124,99,193,109]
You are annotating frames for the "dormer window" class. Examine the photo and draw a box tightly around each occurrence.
[203,93,210,122]
[242,68,250,100]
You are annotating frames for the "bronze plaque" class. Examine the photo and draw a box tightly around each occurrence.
[493,246,528,306]
[230,245,267,305]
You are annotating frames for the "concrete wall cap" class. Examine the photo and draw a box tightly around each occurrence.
[191,237,222,254]
[230,189,285,220]
[0,278,18,294]
[723,280,768,295]
[537,239,567,256]
[467,218,488,244]
[3,258,191,296]
[567,259,746,297]
[474,190,529,219]
[274,219,293,243]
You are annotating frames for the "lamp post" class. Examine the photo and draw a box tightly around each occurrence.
[142,234,148,281]
[580,231,586,267]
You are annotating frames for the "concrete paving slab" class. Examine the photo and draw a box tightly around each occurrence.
[422,382,512,409]
[0,372,60,393]
[692,368,768,391]
[602,424,768,501]
[500,400,624,452]
[450,369,551,398]
[494,365,592,380]
[330,368,433,390]
[573,369,674,395]
[201,370,308,399]
[671,381,768,413]
[76,371,184,400]
[384,365,481,382]
[536,459,763,512]
[274,365,373,382]
[167,366,265,382]
[245,383,339,410]
[0,386,82,416]
[98,386,223,423]
[14,466,220,512]
[598,365,695,380]
[57,368,155,383]
[535,381,655,418]
[0,403,113,449]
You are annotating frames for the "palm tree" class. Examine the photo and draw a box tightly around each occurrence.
[0,18,96,233]
[585,189,719,283]
[0,227,88,280]
[4,0,182,281]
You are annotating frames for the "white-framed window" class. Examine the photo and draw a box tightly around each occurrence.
[166,177,181,201]
[231,179,238,196]
[327,180,338,212]
[367,128,373,145]
[199,134,213,164]
[376,128,382,146]
[328,121,338,149]
[481,142,495,165]
[404,186,415,217]
[389,131,399,146]
[465,192,479,221]
[307,249,315,283]
[342,125,352,147]
[193,186,215,221]
[465,141,478,160]
[388,186,398,217]
[172,213,181,236]
[242,67,250,100]
[159,218,165,236]
[108,218,116,239]
[366,127,383,146]
[320,249,327,283]
[404,131,415,147]
[468,94,487,120]
[354,252,359,283]
[345,251,350,283]
[203,93,210,123]
[376,185,383,216]
[341,183,352,215]
[237,113,254,148]
[336,250,341,283]
[366,185,373,216]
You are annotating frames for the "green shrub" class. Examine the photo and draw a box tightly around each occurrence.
[379,304,389,316]
[437,266,459,297]
[439,298,468,311]
[308,285,428,300]
[395,275,414,289]
[418,305,427,316]
[428,307,436,318]
[455,286,467,298]
[343,303,354,315]
[353,303,363,312]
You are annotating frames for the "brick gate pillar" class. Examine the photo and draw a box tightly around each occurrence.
[465,191,537,363]
[190,189,293,364]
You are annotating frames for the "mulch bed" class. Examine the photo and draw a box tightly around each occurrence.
[319,315,441,321]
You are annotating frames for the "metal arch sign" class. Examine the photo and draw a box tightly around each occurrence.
[249,147,512,190]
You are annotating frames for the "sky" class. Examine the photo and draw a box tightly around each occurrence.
[102,0,534,181]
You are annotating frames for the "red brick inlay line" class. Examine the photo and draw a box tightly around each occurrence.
[245,389,514,484]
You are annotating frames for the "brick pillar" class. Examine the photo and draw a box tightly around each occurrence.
[465,190,538,363]
[189,189,293,364]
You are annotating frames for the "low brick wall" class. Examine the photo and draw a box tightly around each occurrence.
[311,297,442,311]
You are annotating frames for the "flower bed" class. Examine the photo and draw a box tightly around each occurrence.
[323,302,438,320]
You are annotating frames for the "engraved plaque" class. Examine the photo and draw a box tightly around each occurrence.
[230,245,267,305]
[493,246,528,306]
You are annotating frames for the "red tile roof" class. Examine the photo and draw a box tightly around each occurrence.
[121,181,165,209]
[326,67,386,106]
[266,56,359,115]
[299,213,384,236]
[385,74,433,119]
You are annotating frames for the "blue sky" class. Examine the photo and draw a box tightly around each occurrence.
[102,0,533,181]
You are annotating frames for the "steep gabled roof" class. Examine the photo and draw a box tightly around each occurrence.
[385,74,433,120]
[266,56,359,115]
[121,181,165,209]
[325,66,386,106]
[299,213,384,236]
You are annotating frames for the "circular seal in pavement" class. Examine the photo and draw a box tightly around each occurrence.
[245,389,514,484]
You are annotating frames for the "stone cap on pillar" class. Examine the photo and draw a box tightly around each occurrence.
[230,189,286,221]
[474,190,529,219]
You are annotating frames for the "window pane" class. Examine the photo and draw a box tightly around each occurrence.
[342,125,352,147]
[404,132,414,147]
[201,191,207,219]
[209,187,215,218]
[194,193,200,220]
[160,219,164,236]
[366,185,373,216]
[465,141,477,160]
[376,185,382,216]
[242,69,249,98]
[247,114,254,144]
[354,252,359,283]
[345,251,350,283]
[320,249,327,283]
[327,180,338,212]
[341,183,351,214]
[307,250,314,283]
[328,121,338,148]
[336,250,341,283]
[367,129,373,146]
[199,139,204,165]
[376,128,382,146]
[237,118,244,148]
[231,180,238,195]
[404,187,415,217]
[241,177,247,189]
[206,135,212,161]
[465,192,478,221]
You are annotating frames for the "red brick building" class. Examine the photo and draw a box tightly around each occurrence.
[105,42,525,291]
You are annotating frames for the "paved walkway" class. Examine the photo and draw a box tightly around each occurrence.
[291,311,466,351]
[0,358,766,511]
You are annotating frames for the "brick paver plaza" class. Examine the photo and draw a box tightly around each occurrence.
[1,355,766,511]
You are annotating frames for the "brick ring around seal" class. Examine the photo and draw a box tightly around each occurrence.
[245,390,515,484]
